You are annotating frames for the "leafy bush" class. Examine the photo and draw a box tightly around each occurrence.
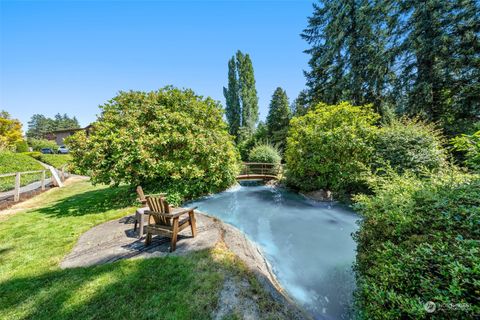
[374,118,447,174]
[27,138,58,152]
[67,87,240,201]
[451,130,480,172]
[248,143,281,164]
[285,102,379,193]
[0,151,49,191]
[353,169,480,319]
[15,140,29,153]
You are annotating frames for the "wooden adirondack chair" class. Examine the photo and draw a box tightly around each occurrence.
[145,195,197,252]
[134,186,167,236]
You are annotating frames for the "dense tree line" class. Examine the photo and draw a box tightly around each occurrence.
[27,113,80,138]
[302,0,480,135]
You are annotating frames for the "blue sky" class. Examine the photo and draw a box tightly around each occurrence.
[1,0,313,130]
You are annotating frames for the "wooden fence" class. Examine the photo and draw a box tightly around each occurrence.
[0,165,69,202]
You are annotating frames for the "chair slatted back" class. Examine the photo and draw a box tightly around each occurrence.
[146,195,172,226]
[136,186,146,204]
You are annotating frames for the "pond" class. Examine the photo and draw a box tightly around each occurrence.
[187,183,359,319]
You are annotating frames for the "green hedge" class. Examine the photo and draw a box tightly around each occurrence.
[374,119,447,174]
[0,152,50,192]
[353,169,480,319]
[451,130,480,172]
[285,102,379,194]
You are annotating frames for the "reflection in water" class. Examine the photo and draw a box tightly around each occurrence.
[186,184,359,319]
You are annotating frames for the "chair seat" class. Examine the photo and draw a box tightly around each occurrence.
[146,217,190,232]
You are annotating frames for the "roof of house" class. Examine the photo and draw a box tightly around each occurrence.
[48,124,92,134]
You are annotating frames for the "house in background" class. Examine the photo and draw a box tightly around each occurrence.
[46,125,92,146]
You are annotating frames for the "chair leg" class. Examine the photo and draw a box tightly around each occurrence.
[145,232,152,246]
[171,218,179,252]
[189,211,197,237]
[134,219,138,232]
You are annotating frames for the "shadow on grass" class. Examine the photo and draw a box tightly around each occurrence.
[0,250,224,320]
[36,185,137,218]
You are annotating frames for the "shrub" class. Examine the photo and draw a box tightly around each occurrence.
[285,102,379,193]
[451,130,480,172]
[374,118,447,174]
[66,87,240,201]
[248,143,281,164]
[353,169,480,319]
[15,140,29,153]
[27,138,58,152]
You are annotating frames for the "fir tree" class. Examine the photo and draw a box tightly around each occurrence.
[266,87,291,150]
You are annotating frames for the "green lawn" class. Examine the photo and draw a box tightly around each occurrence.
[0,180,288,320]
[0,152,51,192]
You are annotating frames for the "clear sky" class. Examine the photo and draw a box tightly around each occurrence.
[0,0,313,130]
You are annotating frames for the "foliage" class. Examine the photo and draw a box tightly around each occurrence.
[374,118,447,174]
[266,87,291,151]
[15,140,29,153]
[223,56,241,138]
[28,153,73,168]
[66,87,240,201]
[27,137,59,151]
[236,123,269,161]
[302,0,392,115]
[248,143,281,164]
[223,50,259,138]
[0,110,23,151]
[451,130,480,172]
[26,113,80,138]
[0,151,48,191]
[353,168,480,319]
[292,90,310,116]
[285,102,379,193]
[302,0,480,133]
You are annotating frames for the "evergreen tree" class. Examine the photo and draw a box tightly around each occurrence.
[396,0,480,133]
[292,90,311,116]
[266,87,291,150]
[302,0,393,114]
[236,51,259,132]
[27,113,80,138]
[223,57,241,137]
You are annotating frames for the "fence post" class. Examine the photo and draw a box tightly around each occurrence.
[41,170,46,190]
[14,172,20,202]
[61,166,65,182]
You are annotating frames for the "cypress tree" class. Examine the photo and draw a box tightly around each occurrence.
[236,51,259,132]
[266,87,291,150]
[223,57,241,137]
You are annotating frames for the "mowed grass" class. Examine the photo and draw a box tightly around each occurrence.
[0,180,252,320]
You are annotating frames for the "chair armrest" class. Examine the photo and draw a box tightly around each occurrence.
[145,207,197,219]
